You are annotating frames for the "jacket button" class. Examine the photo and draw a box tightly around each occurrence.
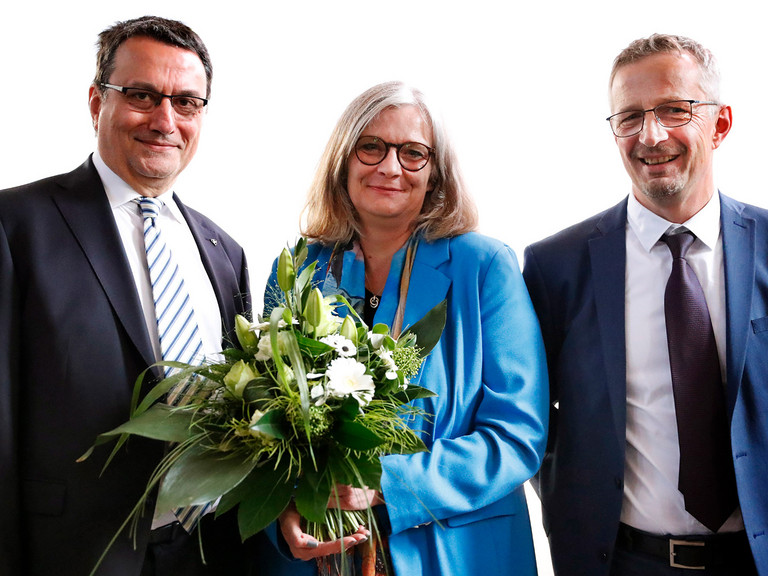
[615,477,623,489]
[600,552,609,563]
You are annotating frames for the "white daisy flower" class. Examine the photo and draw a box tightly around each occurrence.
[325,357,375,406]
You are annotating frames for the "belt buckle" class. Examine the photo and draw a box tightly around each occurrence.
[669,538,706,570]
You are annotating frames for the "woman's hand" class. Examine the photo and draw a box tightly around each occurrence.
[327,484,383,510]
[278,502,370,561]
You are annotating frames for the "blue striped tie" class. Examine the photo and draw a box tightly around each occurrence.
[138,197,212,531]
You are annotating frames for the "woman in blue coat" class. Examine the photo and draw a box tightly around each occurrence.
[262,81,548,576]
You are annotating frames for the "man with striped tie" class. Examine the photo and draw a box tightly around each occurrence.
[0,16,255,576]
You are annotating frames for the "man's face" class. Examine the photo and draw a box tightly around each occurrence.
[610,52,731,220]
[89,36,207,197]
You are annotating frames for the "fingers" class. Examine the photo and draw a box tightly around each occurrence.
[327,485,383,510]
[293,529,369,561]
[279,505,371,561]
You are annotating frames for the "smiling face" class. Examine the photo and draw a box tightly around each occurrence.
[610,52,731,222]
[88,36,207,197]
[346,105,433,234]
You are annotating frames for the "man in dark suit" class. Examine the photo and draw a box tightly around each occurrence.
[523,34,768,575]
[0,16,254,575]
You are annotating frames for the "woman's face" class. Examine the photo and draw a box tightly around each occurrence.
[346,105,433,232]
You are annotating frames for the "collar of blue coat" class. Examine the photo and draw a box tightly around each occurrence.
[318,235,451,332]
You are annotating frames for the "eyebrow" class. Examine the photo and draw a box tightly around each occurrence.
[120,81,206,98]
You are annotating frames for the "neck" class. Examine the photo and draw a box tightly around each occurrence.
[358,225,413,295]
[634,186,715,224]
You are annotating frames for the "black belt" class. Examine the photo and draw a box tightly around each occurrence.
[149,521,186,545]
[616,523,750,570]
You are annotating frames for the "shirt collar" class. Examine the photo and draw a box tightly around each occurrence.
[627,191,721,252]
[93,149,184,222]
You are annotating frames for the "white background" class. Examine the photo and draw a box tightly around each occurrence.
[3,2,766,574]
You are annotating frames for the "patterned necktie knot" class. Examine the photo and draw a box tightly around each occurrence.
[661,230,695,259]
[138,197,162,221]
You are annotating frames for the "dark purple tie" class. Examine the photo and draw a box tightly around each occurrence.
[662,231,737,532]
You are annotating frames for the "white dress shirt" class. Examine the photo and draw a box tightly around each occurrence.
[622,191,742,535]
[92,150,223,365]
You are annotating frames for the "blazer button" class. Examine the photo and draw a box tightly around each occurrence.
[600,552,609,563]
[614,477,623,489]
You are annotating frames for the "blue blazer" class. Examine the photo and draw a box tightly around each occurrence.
[522,193,768,576]
[262,232,549,576]
[0,157,252,575]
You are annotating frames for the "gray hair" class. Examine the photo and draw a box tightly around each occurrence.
[609,33,721,102]
[302,81,477,245]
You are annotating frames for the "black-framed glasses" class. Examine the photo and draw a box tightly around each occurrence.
[354,135,434,172]
[606,99,719,137]
[100,83,208,117]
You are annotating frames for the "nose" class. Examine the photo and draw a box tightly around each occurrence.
[377,147,402,176]
[638,110,669,147]
[147,97,176,134]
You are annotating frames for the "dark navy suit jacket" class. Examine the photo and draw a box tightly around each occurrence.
[522,193,768,576]
[0,157,251,575]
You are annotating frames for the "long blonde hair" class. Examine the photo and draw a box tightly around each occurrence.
[302,81,477,245]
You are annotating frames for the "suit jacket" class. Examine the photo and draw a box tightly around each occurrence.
[260,232,549,576]
[0,157,251,575]
[522,193,768,576]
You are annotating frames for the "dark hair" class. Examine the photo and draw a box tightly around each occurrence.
[94,15,212,98]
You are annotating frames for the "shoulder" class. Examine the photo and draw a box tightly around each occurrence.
[720,192,768,224]
[424,233,522,289]
[0,159,96,207]
[525,198,627,262]
[431,232,514,266]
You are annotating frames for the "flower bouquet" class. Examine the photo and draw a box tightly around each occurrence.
[80,238,446,575]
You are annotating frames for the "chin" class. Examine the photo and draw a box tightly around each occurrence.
[638,179,684,201]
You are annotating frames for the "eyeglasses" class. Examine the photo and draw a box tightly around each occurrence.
[606,99,719,137]
[100,83,208,117]
[354,135,434,172]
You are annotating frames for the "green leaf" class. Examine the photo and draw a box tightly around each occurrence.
[237,462,295,540]
[345,453,383,489]
[250,409,288,440]
[336,396,361,421]
[78,404,194,462]
[131,363,205,417]
[400,299,447,357]
[387,433,429,455]
[295,460,331,524]
[332,419,384,451]
[106,403,195,442]
[371,323,390,335]
[157,446,256,510]
[295,260,317,296]
[327,449,381,490]
[242,378,275,408]
[281,329,311,429]
[391,384,438,404]
[221,346,251,364]
[295,332,334,356]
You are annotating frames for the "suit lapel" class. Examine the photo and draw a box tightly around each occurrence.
[589,199,628,443]
[720,193,754,411]
[52,159,155,367]
[402,238,451,330]
[175,198,238,337]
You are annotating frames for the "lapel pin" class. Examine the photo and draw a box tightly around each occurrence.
[210,238,218,246]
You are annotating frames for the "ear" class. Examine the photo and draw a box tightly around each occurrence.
[712,104,732,149]
[88,85,102,132]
